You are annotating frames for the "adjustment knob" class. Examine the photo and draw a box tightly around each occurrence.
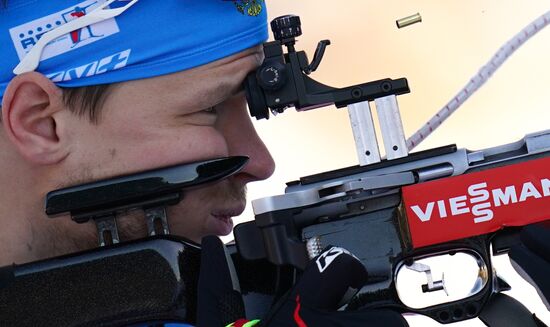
[271,15,302,41]
[256,60,287,91]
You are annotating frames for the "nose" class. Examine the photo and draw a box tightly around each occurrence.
[218,96,275,184]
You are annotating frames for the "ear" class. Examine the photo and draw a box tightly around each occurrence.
[1,72,68,165]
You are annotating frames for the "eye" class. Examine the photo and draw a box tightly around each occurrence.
[203,106,218,114]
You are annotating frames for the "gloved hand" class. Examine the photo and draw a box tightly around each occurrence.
[509,221,550,310]
[258,246,408,327]
[197,237,408,327]
[196,236,246,327]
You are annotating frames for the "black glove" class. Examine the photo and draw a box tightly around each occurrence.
[196,236,245,327]
[196,238,407,327]
[259,246,408,327]
[509,221,550,311]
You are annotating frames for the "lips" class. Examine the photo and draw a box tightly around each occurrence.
[211,206,245,219]
[210,202,246,235]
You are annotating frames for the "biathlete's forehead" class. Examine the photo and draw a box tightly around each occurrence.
[116,45,263,113]
[0,0,269,104]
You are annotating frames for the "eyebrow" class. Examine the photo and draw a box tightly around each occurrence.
[192,77,245,109]
[178,48,261,110]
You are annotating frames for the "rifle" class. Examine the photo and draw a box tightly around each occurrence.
[1,12,548,327]
[234,14,550,326]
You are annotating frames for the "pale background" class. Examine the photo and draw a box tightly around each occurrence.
[224,1,550,325]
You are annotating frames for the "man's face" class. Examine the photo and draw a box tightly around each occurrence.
[60,46,275,243]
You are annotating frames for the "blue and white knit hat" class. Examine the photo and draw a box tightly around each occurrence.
[0,0,268,103]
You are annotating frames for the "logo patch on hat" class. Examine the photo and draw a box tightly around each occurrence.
[46,49,131,82]
[9,0,120,62]
[232,0,263,17]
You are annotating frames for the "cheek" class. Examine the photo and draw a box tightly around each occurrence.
[124,128,230,170]
[75,124,230,180]
[147,127,230,165]
[166,187,213,242]
[90,91,231,171]
[167,192,206,234]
